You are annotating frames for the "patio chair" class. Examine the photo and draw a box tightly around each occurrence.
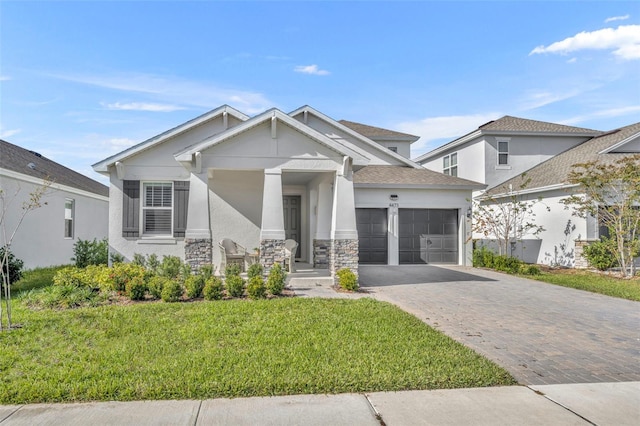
[219,238,247,273]
[284,239,299,273]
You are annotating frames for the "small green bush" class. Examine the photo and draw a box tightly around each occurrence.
[147,276,172,299]
[226,275,245,298]
[185,274,206,299]
[473,246,496,268]
[72,238,108,268]
[146,254,160,275]
[161,280,183,302]
[0,246,24,285]
[53,266,84,287]
[583,239,618,271]
[336,268,358,291]
[199,264,215,281]
[266,263,286,296]
[521,265,541,276]
[247,263,263,279]
[247,276,266,299]
[83,264,113,291]
[22,284,108,309]
[109,263,148,292]
[159,255,183,279]
[225,263,242,277]
[125,275,147,300]
[492,255,524,275]
[132,253,146,267]
[203,276,224,301]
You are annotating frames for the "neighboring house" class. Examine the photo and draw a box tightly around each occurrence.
[93,105,484,279]
[415,116,602,191]
[478,121,640,267]
[0,139,109,269]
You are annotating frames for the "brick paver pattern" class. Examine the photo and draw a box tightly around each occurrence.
[360,265,640,385]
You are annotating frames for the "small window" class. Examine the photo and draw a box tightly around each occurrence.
[142,182,172,235]
[497,139,509,165]
[388,146,398,153]
[443,152,458,177]
[64,199,74,238]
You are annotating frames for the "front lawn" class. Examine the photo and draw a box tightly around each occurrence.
[0,297,515,404]
[525,269,640,301]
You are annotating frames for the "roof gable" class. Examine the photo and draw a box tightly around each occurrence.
[289,106,421,168]
[92,105,248,173]
[1,139,109,197]
[338,119,419,142]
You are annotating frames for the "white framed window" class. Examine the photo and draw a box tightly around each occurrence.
[64,199,75,239]
[142,182,173,236]
[443,152,458,177]
[497,139,509,165]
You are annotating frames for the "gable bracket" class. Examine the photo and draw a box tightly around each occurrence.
[194,152,202,173]
[271,113,277,139]
[115,161,125,180]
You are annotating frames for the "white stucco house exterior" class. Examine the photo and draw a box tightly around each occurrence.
[93,105,485,279]
[415,117,639,268]
[1,139,109,269]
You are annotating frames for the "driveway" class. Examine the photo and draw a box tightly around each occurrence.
[360,265,640,385]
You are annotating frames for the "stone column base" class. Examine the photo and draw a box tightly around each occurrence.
[185,238,212,272]
[313,239,331,269]
[330,239,359,283]
[260,239,286,273]
[574,239,598,269]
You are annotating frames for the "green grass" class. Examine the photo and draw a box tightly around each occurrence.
[0,298,515,404]
[11,265,69,293]
[525,269,640,301]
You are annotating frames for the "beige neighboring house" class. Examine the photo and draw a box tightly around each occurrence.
[0,139,109,269]
[93,105,485,280]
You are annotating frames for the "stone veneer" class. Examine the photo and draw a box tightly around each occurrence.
[330,239,359,283]
[184,238,212,272]
[260,239,286,272]
[313,239,331,269]
[574,239,598,269]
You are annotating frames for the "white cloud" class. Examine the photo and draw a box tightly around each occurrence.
[0,128,21,139]
[0,75,11,81]
[104,137,137,151]
[294,64,330,76]
[102,102,186,112]
[559,105,640,125]
[519,88,586,110]
[605,15,630,23]
[530,25,640,60]
[45,71,273,115]
[397,113,501,156]
[567,57,578,64]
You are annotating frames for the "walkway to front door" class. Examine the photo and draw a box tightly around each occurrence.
[359,265,640,385]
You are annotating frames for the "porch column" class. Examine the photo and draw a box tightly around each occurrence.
[260,168,286,270]
[184,172,212,271]
[313,180,333,269]
[330,158,359,279]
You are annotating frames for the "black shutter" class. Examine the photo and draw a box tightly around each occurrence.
[173,181,190,237]
[122,180,140,237]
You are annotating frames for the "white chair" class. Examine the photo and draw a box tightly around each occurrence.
[219,238,247,273]
[284,239,299,272]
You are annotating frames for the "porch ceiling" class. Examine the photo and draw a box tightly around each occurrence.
[281,171,324,185]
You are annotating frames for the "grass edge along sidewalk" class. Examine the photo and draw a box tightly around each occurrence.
[1,297,515,404]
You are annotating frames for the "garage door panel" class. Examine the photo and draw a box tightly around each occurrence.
[356,208,388,264]
[400,209,458,265]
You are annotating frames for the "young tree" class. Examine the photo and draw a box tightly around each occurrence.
[473,175,549,256]
[0,179,51,330]
[562,155,640,278]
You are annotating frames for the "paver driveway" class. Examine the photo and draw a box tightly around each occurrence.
[360,265,640,385]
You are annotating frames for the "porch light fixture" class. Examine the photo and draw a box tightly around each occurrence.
[390,194,398,201]
[466,207,472,219]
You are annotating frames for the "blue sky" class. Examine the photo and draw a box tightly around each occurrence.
[1,1,639,183]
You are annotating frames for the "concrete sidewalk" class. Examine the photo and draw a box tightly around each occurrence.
[1,382,638,425]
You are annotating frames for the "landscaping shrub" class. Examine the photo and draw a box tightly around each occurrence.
[146,254,160,275]
[110,252,125,264]
[247,276,266,299]
[492,255,524,275]
[161,279,183,302]
[132,253,146,267]
[199,264,214,281]
[22,284,108,309]
[226,275,245,298]
[159,255,183,279]
[520,265,541,276]
[83,264,113,291]
[185,274,206,299]
[266,263,286,296]
[147,276,170,300]
[225,263,241,277]
[473,245,496,268]
[109,263,148,292]
[72,238,108,268]
[203,276,224,300]
[247,263,263,279]
[583,239,618,271]
[336,268,359,291]
[53,266,85,288]
[0,246,24,285]
[125,275,147,300]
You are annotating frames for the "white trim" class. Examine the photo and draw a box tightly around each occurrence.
[478,182,579,200]
[598,130,640,154]
[414,130,482,163]
[354,183,485,190]
[0,167,109,202]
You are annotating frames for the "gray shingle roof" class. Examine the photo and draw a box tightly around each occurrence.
[354,165,485,188]
[339,120,419,141]
[1,139,109,197]
[480,116,601,134]
[485,121,640,196]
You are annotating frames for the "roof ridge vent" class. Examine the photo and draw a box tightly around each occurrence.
[28,150,42,158]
